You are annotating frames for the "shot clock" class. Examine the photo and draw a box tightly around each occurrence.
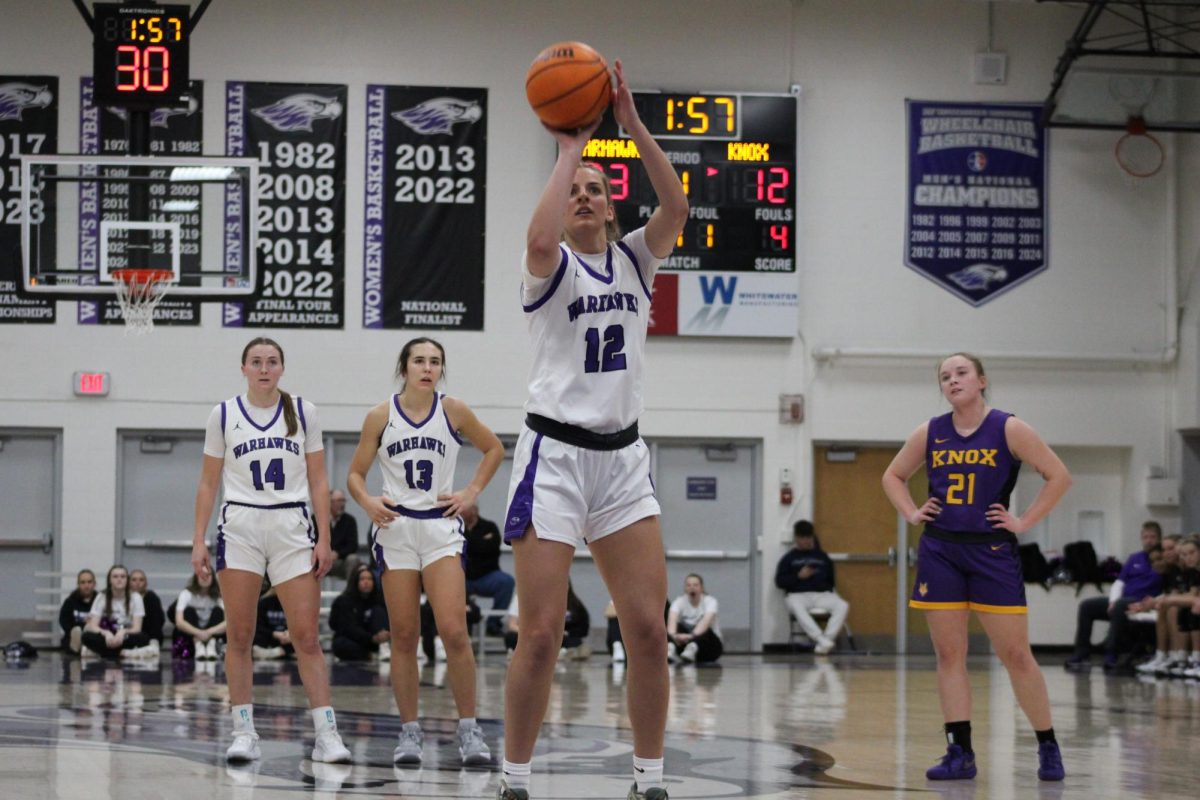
[586,92,797,273]
[92,3,190,107]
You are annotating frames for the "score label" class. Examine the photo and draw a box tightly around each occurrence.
[92,3,190,108]
[586,93,796,274]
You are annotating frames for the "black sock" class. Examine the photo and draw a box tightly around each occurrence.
[944,721,973,754]
[1035,728,1057,745]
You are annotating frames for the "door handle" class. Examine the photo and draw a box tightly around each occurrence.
[888,546,897,567]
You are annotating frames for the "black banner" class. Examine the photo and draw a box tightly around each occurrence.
[78,78,204,325]
[364,85,486,329]
[224,81,346,329]
[0,76,56,323]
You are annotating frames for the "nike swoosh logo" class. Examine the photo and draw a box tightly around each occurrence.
[934,438,949,443]
[635,767,645,773]
[991,544,1004,550]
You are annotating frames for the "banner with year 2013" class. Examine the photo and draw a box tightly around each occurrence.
[78,77,204,326]
[364,85,486,329]
[224,82,346,328]
[905,100,1046,306]
[0,76,57,324]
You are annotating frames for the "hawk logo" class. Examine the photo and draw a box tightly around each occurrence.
[251,94,343,133]
[392,97,482,136]
[918,582,929,597]
[948,263,1008,291]
[107,95,199,128]
[0,82,52,121]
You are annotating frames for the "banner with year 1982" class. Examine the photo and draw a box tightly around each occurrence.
[364,85,486,330]
[0,76,56,324]
[905,100,1047,306]
[224,82,346,328]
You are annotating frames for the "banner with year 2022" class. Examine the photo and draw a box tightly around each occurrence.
[364,85,486,329]
[78,77,204,326]
[224,82,346,328]
[905,100,1047,306]
[0,76,57,324]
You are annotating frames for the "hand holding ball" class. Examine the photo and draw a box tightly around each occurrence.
[525,41,611,131]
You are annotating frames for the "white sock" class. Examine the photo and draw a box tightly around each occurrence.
[502,760,531,790]
[232,704,255,733]
[458,717,476,731]
[633,755,664,790]
[1155,649,1167,660]
[311,706,337,734]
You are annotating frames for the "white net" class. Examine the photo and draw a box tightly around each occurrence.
[112,270,172,335]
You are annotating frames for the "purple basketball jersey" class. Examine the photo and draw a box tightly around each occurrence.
[925,408,1020,535]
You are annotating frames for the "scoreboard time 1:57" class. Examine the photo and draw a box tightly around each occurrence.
[585,92,796,273]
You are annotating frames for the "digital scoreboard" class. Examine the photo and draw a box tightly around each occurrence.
[585,91,796,273]
[92,3,191,107]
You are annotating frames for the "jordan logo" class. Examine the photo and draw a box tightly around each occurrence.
[918,582,929,597]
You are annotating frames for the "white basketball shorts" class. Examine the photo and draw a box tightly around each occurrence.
[371,507,465,572]
[216,501,315,585]
[503,426,660,548]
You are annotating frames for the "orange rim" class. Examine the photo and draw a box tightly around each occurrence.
[110,268,173,286]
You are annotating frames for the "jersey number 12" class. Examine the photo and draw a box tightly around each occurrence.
[584,324,627,373]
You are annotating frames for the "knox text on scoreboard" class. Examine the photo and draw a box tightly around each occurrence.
[586,91,798,338]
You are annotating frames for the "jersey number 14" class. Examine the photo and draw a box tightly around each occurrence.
[249,458,286,491]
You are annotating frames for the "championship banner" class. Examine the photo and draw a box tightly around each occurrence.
[224,81,346,329]
[0,76,56,323]
[78,77,203,326]
[364,85,486,329]
[905,100,1047,306]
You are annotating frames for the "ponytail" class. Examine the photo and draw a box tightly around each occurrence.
[279,390,299,437]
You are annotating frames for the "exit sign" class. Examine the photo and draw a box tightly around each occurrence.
[73,371,110,397]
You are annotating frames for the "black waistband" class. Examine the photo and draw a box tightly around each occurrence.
[385,503,446,520]
[224,500,308,511]
[923,525,1017,545]
[525,413,639,451]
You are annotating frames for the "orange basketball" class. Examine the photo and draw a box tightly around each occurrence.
[525,41,611,131]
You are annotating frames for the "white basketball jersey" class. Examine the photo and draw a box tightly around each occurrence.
[220,395,311,506]
[521,227,663,433]
[377,392,462,511]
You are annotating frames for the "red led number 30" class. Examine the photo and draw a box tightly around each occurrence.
[116,45,170,92]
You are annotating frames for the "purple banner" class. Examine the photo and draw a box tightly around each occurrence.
[0,76,58,323]
[905,101,1047,306]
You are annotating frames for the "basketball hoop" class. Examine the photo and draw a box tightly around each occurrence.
[1115,115,1165,182]
[111,268,173,335]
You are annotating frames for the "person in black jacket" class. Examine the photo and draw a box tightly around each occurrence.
[775,520,850,654]
[253,582,293,659]
[130,569,166,650]
[462,503,515,635]
[58,569,97,654]
[328,489,360,580]
[330,564,390,661]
